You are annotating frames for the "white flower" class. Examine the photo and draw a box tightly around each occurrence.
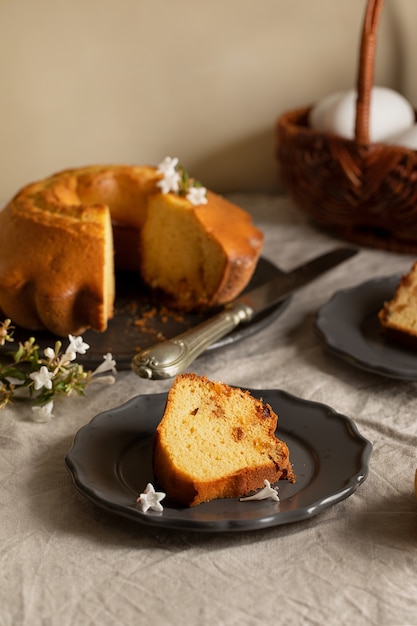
[157,156,179,177]
[186,185,208,206]
[136,483,166,513]
[67,335,90,355]
[61,350,76,364]
[44,347,56,360]
[32,400,54,423]
[156,172,181,194]
[93,353,117,375]
[29,366,54,391]
[240,479,280,502]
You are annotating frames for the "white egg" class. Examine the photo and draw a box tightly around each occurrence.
[385,124,417,150]
[309,86,415,142]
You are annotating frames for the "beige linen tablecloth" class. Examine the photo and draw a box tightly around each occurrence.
[1,194,416,626]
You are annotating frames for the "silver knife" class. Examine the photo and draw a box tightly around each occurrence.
[131,247,357,380]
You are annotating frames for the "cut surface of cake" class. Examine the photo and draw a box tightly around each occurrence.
[153,373,295,507]
[378,262,417,344]
[141,190,262,309]
[0,161,264,336]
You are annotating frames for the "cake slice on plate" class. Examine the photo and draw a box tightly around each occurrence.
[153,373,295,507]
[378,261,417,345]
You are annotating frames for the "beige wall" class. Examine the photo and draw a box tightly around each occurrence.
[1,0,417,201]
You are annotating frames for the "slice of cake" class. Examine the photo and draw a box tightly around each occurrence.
[153,373,295,507]
[140,190,262,310]
[378,262,417,345]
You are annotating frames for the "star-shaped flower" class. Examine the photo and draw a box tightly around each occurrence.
[29,366,54,391]
[136,483,166,513]
[0,317,119,417]
[32,400,54,423]
[186,185,208,206]
[155,156,208,206]
[156,172,181,194]
[240,479,280,502]
[93,353,117,375]
[67,335,90,355]
[157,156,179,177]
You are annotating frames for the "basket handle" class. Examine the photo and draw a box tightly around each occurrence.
[355,0,385,144]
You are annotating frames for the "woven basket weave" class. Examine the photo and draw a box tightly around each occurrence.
[276,0,417,253]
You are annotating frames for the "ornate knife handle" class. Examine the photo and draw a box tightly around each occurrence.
[131,302,253,380]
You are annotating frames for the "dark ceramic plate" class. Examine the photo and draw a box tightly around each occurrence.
[0,257,290,370]
[315,274,417,380]
[65,388,372,532]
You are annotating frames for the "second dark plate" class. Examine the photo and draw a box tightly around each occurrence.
[315,274,417,380]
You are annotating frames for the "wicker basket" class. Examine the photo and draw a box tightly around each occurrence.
[276,0,417,253]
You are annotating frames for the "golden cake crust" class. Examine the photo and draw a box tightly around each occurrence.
[0,165,157,336]
[153,373,295,507]
[0,165,263,336]
[141,190,264,309]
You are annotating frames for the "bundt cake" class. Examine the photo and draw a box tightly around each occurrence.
[0,161,263,336]
[153,373,295,507]
[378,262,417,345]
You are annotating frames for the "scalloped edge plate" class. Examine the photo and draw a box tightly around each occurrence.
[315,274,417,380]
[65,388,372,532]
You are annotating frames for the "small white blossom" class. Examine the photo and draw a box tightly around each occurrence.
[29,366,54,391]
[0,317,120,417]
[32,400,54,423]
[156,172,181,194]
[67,335,90,355]
[186,185,208,206]
[93,353,117,375]
[240,479,280,502]
[136,483,166,513]
[61,350,76,364]
[44,347,56,360]
[157,156,179,177]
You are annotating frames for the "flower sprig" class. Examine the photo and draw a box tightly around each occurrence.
[0,319,117,422]
[156,156,208,206]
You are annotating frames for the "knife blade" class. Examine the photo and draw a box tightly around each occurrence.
[131,246,357,380]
